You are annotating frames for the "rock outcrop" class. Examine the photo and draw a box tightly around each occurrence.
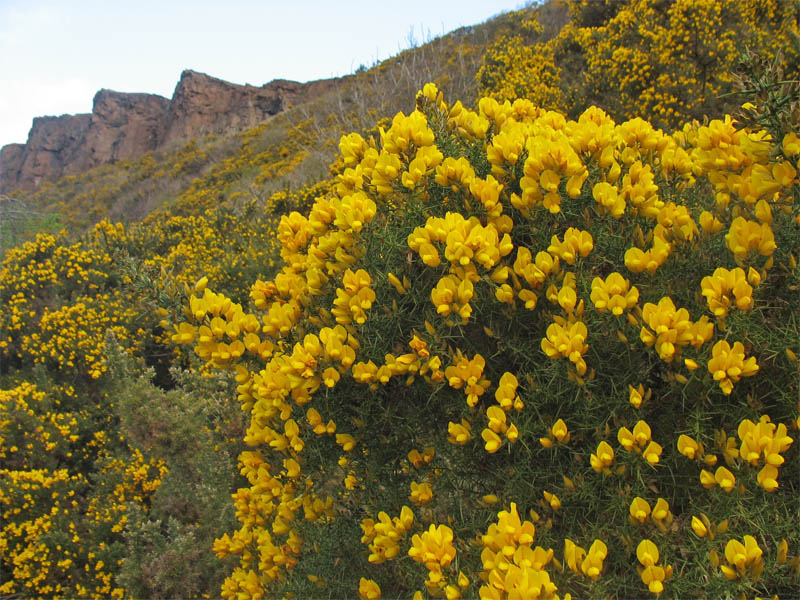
[88,90,170,165]
[0,70,339,192]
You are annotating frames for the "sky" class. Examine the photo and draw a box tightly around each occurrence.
[0,0,528,148]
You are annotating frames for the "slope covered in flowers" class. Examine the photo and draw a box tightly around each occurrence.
[478,0,799,127]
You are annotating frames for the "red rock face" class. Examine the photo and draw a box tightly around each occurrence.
[88,90,169,163]
[0,70,340,193]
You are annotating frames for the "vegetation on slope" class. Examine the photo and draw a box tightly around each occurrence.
[1,1,799,598]
[479,0,799,127]
[4,16,496,251]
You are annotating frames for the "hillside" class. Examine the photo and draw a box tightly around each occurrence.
[0,12,509,251]
[1,1,799,599]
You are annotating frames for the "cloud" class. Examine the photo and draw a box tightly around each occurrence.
[0,2,65,51]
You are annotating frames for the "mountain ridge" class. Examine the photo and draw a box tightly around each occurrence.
[0,69,343,193]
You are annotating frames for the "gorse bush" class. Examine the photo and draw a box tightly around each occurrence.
[0,207,278,597]
[171,78,799,599]
[105,338,245,599]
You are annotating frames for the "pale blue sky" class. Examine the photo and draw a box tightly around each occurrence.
[0,0,527,148]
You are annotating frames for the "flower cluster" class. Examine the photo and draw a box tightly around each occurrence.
[700,267,756,318]
[639,297,713,363]
[636,539,672,595]
[737,415,794,491]
[628,496,673,530]
[590,272,639,317]
[361,507,415,564]
[479,503,561,600]
[408,524,460,597]
[720,535,764,581]
[564,538,608,581]
[444,351,490,407]
[618,420,662,465]
[541,316,589,375]
[707,340,759,395]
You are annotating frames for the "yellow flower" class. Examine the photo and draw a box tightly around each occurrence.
[592,181,625,217]
[540,316,589,375]
[714,466,736,492]
[628,384,646,408]
[636,539,659,567]
[757,464,779,492]
[652,498,671,525]
[445,351,490,406]
[640,564,670,595]
[551,418,570,443]
[482,494,499,506]
[387,272,406,294]
[777,539,789,564]
[359,578,381,600]
[699,210,723,233]
[548,228,594,264]
[410,481,433,506]
[781,131,800,157]
[332,269,376,326]
[677,434,701,459]
[629,497,651,524]
[447,419,472,445]
[494,372,522,411]
[322,366,340,388]
[194,275,209,293]
[691,516,707,537]
[482,428,503,454]
[564,538,587,574]
[725,217,776,260]
[721,535,764,581]
[541,418,570,447]
[408,524,457,570]
[581,539,608,580]
[506,423,519,443]
[486,405,508,434]
[591,272,639,316]
[701,267,753,318]
[643,441,662,465]
[336,433,356,452]
[543,490,561,510]
[633,420,652,446]
[640,296,705,362]
[700,469,716,488]
[283,458,301,478]
[591,441,615,473]
[618,426,635,451]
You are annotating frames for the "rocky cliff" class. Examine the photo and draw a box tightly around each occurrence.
[0,70,339,192]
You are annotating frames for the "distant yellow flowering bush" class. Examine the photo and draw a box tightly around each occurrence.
[479,0,800,127]
[0,199,272,596]
[0,382,167,599]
